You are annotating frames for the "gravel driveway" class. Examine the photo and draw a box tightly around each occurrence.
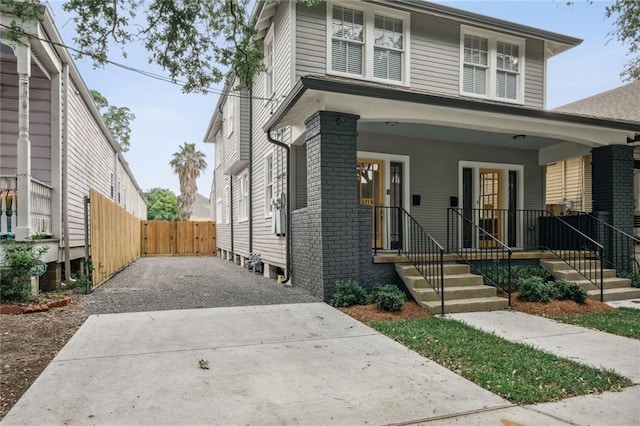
[87,256,321,315]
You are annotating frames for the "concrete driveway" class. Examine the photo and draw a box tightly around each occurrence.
[1,303,519,425]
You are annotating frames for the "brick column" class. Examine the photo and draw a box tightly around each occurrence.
[300,111,360,301]
[592,145,634,271]
[592,145,634,234]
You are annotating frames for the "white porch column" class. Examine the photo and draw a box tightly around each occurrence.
[15,43,32,241]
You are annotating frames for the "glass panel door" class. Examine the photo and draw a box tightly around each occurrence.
[479,168,503,247]
[357,159,384,248]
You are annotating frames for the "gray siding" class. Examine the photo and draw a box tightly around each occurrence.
[524,39,545,108]
[410,13,460,96]
[295,2,326,77]
[358,132,544,244]
[0,57,52,183]
[294,3,545,108]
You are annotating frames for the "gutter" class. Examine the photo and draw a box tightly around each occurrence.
[249,88,253,252]
[61,63,75,283]
[266,129,291,283]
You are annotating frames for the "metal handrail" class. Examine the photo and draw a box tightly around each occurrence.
[374,206,446,315]
[447,208,513,307]
[572,212,639,274]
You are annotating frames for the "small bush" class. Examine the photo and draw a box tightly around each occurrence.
[369,284,406,312]
[329,279,368,307]
[518,276,553,303]
[484,262,551,292]
[618,272,640,288]
[518,277,587,304]
[1,238,48,303]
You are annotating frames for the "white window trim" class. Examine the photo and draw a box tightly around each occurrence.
[264,24,275,101]
[264,152,274,218]
[326,0,411,86]
[215,130,223,169]
[457,160,525,248]
[237,172,249,222]
[459,25,525,104]
[216,197,223,223]
[357,151,411,214]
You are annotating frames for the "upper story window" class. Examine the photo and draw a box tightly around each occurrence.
[264,24,275,99]
[460,26,525,103]
[328,2,409,85]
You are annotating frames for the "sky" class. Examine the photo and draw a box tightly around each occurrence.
[44,0,630,197]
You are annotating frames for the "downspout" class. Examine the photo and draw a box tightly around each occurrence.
[230,175,234,262]
[61,63,75,283]
[266,128,290,283]
[248,88,253,252]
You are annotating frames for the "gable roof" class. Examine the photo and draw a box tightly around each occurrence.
[553,81,640,124]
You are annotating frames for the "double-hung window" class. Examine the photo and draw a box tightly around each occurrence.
[264,154,274,217]
[460,26,524,103]
[329,2,409,84]
[225,92,235,138]
[238,172,249,222]
[215,131,223,169]
[225,185,230,224]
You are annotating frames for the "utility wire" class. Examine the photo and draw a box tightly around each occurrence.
[0,23,272,101]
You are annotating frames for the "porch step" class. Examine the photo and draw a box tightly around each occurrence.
[554,268,616,281]
[573,277,633,291]
[540,259,639,303]
[540,259,601,273]
[586,287,640,302]
[395,263,507,314]
[414,285,497,302]
[423,297,508,315]
[404,273,484,289]
[396,263,470,277]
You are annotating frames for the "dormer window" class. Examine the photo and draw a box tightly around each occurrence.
[460,26,525,103]
[328,2,409,85]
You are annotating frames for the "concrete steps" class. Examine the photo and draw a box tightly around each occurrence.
[540,259,638,302]
[395,263,508,314]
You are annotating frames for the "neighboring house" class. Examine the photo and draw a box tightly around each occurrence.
[204,0,639,301]
[0,7,147,287]
[547,81,640,237]
[189,193,213,221]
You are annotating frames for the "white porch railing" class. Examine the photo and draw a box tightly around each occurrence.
[1,176,53,238]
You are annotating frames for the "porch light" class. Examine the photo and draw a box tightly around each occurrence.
[512,134,526,141]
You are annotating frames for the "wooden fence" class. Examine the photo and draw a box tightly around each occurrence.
[89,189,141,289]
[141,221,216,256]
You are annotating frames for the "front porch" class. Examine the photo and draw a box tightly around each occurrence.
[1,176,54,240]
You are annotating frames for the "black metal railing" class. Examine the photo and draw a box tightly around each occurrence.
[374,206,445,314]
[446,208,552,250]
[447,208,513,307]
[447,207,607,301]
[571,212,640,274]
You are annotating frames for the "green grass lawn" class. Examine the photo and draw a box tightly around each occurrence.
[551,307,640,340]
[370,317,631,404]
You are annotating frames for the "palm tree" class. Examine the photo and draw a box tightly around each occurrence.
[169,143,208,220]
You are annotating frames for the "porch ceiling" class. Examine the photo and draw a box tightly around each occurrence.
[358,122,558,151]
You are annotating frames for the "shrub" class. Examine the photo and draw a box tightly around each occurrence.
[0,238,49,302]
[484,262,551,292]
[618,272,640,288]
[551,280,588,304]
[518,277,587,304]
[369,284,406,312]
[329,279,368,307]
[518,276,553,303]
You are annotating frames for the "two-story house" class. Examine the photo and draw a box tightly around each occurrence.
[1,7,147,288]
[205,0,639,308]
